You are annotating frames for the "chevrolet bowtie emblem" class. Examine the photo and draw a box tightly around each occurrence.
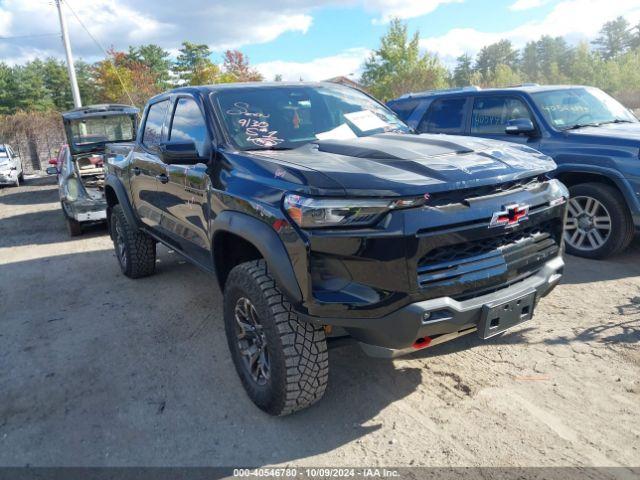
[489,204,529,228]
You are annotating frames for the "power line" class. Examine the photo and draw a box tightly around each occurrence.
[61,0,136,107]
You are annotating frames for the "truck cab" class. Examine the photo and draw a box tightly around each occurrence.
[388,85,640,259]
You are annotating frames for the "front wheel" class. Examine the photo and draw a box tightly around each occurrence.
[224,260,329,416]
[564,183,634,259]
[111,204,156,278]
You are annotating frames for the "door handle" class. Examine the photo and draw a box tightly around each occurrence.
[132,166,141,175]
[156,173,169,184]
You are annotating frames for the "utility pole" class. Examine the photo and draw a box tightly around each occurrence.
[55,0,82,108]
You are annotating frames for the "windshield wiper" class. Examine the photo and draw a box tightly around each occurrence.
[599,119,635,125]
[244,146,295,151]
[564,122,601,130]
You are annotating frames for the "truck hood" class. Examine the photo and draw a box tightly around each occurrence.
[253,133,556,196]
[566,121,640,145]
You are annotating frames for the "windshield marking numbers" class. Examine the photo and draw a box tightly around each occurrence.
[226,103,284,148]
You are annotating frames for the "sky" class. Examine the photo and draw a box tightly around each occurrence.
[1,0,640,81]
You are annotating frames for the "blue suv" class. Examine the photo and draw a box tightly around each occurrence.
[388,85,640,259]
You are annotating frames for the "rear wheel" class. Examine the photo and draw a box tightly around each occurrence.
[65,216,82,236]
[564,183,634,259]
[111,204,156,278]
[224,260,328,416]
[62,203,82,236]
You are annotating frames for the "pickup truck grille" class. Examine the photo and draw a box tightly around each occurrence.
[426,175,545,207]
[417,220,560,296]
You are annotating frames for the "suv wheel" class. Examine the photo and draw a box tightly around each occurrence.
[564,183,634,259]
[224,260,328,416]
[111,204,156,278]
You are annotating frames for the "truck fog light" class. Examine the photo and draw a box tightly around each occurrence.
[423,312,431,321]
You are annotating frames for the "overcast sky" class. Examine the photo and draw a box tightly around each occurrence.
[1,0,639,81]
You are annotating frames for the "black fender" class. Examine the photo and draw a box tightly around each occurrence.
[104,173,140,228]
[211,210,303,304]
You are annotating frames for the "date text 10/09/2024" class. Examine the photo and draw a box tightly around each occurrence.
[233,468,401,478]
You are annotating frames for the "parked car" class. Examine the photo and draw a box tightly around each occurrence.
[47,104,139,236]
[0,144,24,187]
[105,82,568,415]
[388,85,640,259]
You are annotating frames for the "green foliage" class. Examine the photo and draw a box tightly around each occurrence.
[361,18,448,101]
[447,17,640,108]
[126,44,172,89]
[452,53,473,87]
[591,16,632,59]
[474,40,518,81]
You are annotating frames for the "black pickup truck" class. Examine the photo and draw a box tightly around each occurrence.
[105,82,568,415]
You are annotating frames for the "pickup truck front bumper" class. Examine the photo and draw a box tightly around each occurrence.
[302,255,564,358]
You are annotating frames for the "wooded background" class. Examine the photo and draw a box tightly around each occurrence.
[2,16,639,173]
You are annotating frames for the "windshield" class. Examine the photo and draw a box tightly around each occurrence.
[212,84,410,150]
[531,87,637,130]
[69,115,136,147]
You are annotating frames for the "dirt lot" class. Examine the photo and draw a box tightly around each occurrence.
[1,176,639,468]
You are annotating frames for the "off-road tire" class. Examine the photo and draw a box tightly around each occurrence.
[565,183,634,259]
[111,204,156,278]
[224,260,329,416]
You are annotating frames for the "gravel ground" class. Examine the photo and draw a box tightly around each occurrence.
[1,176,639,468]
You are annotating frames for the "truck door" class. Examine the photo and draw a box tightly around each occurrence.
[131,99,169,229]
[469,95,540,149]
[161,96,211,264]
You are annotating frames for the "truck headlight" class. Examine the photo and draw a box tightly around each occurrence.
[283,193,421,229]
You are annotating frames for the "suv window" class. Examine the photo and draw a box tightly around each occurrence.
[169,98,208,156]
[143,100,169,149]
[418,97,467,134]
[471,97,532,134]
[388,99,421,122]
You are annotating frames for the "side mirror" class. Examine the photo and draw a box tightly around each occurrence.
[506,118,536,136]
[46,167,58,175]
[158,141,204,165]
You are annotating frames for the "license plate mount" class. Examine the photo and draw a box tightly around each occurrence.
[478,291,536,340]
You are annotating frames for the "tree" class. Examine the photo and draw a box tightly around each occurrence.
[520,41,539,82]
[94,51,134,104]
[273,74,283,82]
[535,36,572,83]
[127,44,171,89]
[42,58,73,110]
[222,50,263,82]
[452,53,473,86]
[94,49,162,108]
[592,16,632,59]
[12,61,54,112]
[360,18,448,101]
[174,41,219,86]
[474,40,519,81]
[75,60,98,106]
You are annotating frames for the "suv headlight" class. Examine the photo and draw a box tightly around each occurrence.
[283,193,421,229]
